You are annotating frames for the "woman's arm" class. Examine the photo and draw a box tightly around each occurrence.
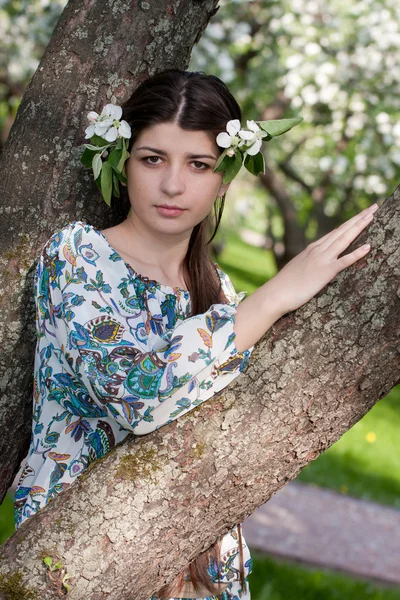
[36,223,253,436]
[233,204,378,353]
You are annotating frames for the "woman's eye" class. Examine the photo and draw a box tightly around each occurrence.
[144,156,162,165]
[191,161,209,170]
[142,157,209,170]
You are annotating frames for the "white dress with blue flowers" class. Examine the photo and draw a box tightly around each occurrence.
[14,220,254,599]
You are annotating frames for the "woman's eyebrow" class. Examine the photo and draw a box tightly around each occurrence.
[135,146,217,160]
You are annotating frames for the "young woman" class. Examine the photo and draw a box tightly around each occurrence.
[14,69,377,599]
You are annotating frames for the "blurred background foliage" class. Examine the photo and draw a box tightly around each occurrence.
[1,0,399,597]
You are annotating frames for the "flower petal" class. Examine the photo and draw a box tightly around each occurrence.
[94,123,110,136]
[87,111,99,123]
[84,124,95,139]
[227,119,241,136]
[103,104,122,120]
[216,132,232,148]
[246,140,262,155]
[119,120,132,139]
[246,120,260,132]
[238,130,255,141]
[104,127,118,142]
[99,117,114,127]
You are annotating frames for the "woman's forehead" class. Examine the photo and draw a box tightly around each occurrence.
[134,122,218,154]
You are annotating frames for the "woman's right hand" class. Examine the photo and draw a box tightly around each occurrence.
[232,203,379,353]
[273,203,379,314]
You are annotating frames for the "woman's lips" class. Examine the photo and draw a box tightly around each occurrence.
[155,206,185,217]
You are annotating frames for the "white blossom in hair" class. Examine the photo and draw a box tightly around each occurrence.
[216,119,243,156]
[214,115,304,184]
[238,120,265,155]
[84,104,132,142]
[80,102,132,206]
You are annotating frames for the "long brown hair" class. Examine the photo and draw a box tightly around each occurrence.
[119,70,247,598]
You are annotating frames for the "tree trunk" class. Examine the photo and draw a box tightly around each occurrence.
[0,0,220,503]
[259,163,308,269]
[0,191,398,599]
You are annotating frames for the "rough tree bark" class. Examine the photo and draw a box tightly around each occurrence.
[0,191,399,599]
[0,0,220,503]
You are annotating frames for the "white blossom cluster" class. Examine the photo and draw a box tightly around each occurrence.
[1,0,67,83]
[191,0,400,202]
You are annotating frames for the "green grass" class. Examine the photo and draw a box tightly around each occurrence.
[216,230,276,294]
[0,493,14,544]
[249,551,400,600]
[297,387,400,508]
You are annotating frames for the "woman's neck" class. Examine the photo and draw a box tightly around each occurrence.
[100,217,191,289]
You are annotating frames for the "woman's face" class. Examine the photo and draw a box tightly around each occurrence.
[125,121,230,238]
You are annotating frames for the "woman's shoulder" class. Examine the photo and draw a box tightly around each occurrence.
[40,220,99,259]
[213,262,247,307]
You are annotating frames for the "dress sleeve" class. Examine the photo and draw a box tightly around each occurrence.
[37,224,254,436]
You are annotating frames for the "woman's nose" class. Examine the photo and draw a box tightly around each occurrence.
[160,166,185,196]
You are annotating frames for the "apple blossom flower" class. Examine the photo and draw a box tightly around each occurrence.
[238,120,265,155]
[216,119,242,150]
[84,103,131,141]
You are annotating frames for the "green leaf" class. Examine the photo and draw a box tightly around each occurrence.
[214,153,236,174]
[53,562,63,571]
[80,148,98,168]
[101,161,113,206]
[222,150,243,184]
[62,573,72,593]
[244,151,265,176]
[89,134,109,146]
[84,143,108,151]
[43,557,53,567]
[108,148,122,172]
[112,172,120,198]
[113,170,127,184]
[63,581,71,593]
[257,117,303,137]
[214,148,230,172]
[118,141,130,172]
[92,153,102,180]
[94,176,102,193]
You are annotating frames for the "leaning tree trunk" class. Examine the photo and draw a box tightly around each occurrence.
[0,0,220,503]
[0,193,398,599]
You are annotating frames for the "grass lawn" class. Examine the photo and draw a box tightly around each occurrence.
[297,387,400,507]
[249,551,400,600]
[0,493,14,545]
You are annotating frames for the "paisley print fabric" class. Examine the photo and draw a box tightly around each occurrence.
[153,524,253,600]
[14,220,254,599]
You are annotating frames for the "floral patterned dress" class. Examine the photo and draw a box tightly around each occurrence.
[14,220,254,599]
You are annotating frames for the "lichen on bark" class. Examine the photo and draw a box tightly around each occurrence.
[0,570,39,600]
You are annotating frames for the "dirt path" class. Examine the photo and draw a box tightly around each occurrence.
[242,481,400,586]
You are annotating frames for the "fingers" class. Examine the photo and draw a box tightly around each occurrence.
[312,204,378,250]
[325,209,376,258]
[336,242,371,271]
